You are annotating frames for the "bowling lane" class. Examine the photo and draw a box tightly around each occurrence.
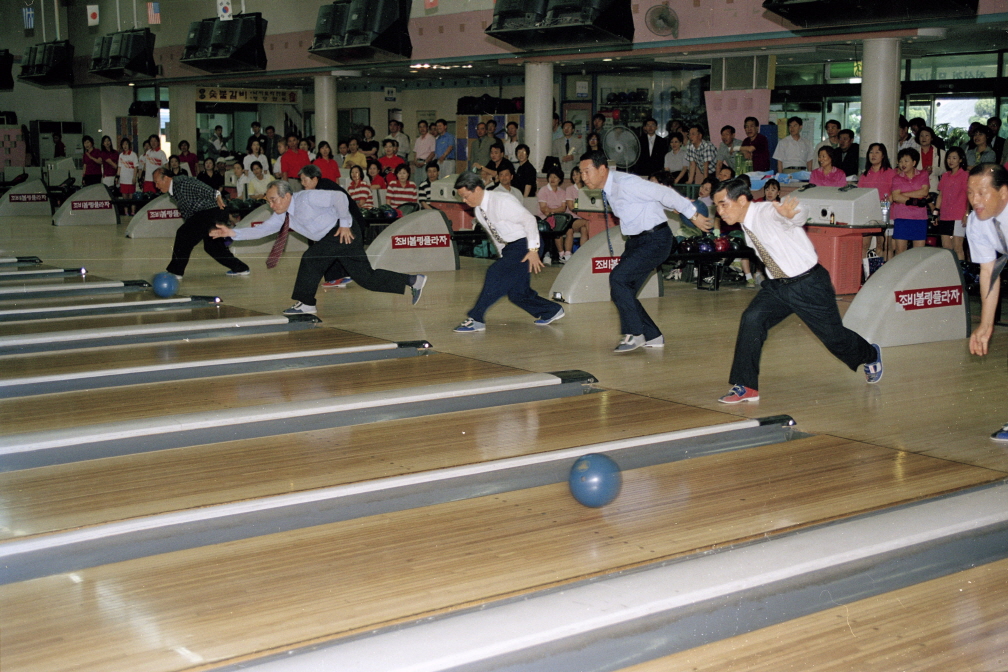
[0,274,119,293]
[0,352,521,436]
[621,558,1008,671]
[0,289,164,311]
[2,435,1000,672]
[0,304,264,338]
[0,327,385,381]
[0,391,733,539]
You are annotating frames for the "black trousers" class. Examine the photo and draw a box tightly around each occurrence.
[609,224,672,340]
[293,222,409,306]
[728,264,876,390]
[166,207,249,276]
[468,238,561,323]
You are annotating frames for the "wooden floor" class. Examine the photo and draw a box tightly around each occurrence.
[0,288,160,310]
[0,304,263,337]
[4,213,1008,670]
[2,435,1000,672]
[0,326,384,380]
[623,557,1008,672]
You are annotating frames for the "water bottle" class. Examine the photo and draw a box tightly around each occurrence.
[880,198,891,225]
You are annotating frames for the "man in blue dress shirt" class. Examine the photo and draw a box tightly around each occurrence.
[210,180,426,315]
[434,119,456,176]
[579,150,712,352]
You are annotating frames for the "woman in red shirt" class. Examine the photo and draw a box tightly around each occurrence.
[367,161,386,192]
[932,147,969,261]
[810,147,848,187]
[385,164,418,209]
[81,135,103,186]
[858,142,895,258]
[889,147,931,257]
[177,140,198,176]
[347,165,373,209]
[312,141,341,182]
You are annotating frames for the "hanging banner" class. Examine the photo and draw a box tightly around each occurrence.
[196,88,300,105]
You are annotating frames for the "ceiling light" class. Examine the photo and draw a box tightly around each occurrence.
[602,58,613,62]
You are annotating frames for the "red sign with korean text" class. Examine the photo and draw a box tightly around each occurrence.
[392,234,451,249]
[71,200,112,211]
[592,257,621,273]
[894,286,963,310]
[147,208,181,220]
[9,193,48,202]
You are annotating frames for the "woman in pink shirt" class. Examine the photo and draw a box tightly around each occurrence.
[537,168,573,264]
[858,143,895,257]
[932,147,969,261]
[889,147,931,257]
[810,146,848,187]
[562,166,590,260]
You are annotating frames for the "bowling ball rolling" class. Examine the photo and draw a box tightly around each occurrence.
[569,453,622,508]
[152,272,179,298]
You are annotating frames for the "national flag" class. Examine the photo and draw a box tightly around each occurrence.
[147,2,161,25]
[424,0,438,8]
[217,0,233,21]
[87,5,100,26]
[23,6,34,29]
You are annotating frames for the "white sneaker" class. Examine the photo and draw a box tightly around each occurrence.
[542,253,552,266]
[644,335,664,348]
[283,301,317,315]
[614,334,645,353]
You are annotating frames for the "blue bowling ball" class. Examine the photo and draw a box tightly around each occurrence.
[152,272,179,298]
[569,453,622,508]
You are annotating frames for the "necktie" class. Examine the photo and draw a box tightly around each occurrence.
[266,212,290,269]
[565,139,570,155]
[479,206,506,246]
[601,190,615,257]
[743,223,787,279]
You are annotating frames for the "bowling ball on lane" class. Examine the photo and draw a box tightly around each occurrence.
[152,272,179,298]
[569,453,622,508]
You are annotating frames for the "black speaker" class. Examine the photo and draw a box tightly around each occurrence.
[128,101,159,117]
[180,12,267,73]
[486,0,632,51]
[762,0,978,28]
[89,28,157,79]
[309,0,412,63]
[0,50,14,91]
[17,41,73,87]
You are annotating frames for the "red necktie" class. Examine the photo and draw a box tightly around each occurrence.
[266,213,290,269]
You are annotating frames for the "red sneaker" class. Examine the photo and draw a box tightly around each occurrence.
[718,384,760,404]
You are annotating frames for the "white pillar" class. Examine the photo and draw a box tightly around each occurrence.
[525,62,553,175]
[314,75,338,146]
[167,85,197,157]
[860,38,901,162]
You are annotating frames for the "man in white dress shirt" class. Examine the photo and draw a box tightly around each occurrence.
[452,172,564,332]
[210,180,426,315]
[712,177,882,404]
[579,149,712,353]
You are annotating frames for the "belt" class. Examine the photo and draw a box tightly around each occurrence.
[770,264,818,285]
[629,222,669,238]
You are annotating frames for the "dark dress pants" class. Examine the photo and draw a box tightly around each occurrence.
[292,221,409,306]
[468,238,561,323]
[728,264,876,390]
[609,224,672,340]
[166,207,249,276]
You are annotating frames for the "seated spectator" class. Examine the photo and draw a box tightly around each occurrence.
[385,164,418,208]
[489,162,522,200]
[697,175,717,209]
[561,166,590,260]
[714,124,742,173]
[347,165,373,209]
[367,160,386,191]
[166,155,185,178]
[378,139,404,178]
[757,178,781,203]
[243,161,271,200]
[279,134,310,179]
[716,165,735,183]
[272,142,286,177]
[537,167,572,264]
[231,161,247,197]
[336,140,350,166]
[810,147,848,187]
[197,157,224,190]
[481,143,510,184]
[343,138,367,172]
[663,132,688,183]
[244,139,269,173]
[837,130,860,176]
[511,144,537,198]
[419,162,439,209]
[312,141,341,182]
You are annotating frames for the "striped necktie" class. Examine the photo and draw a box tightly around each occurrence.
[266,213,290,269]
[743,223,788,279]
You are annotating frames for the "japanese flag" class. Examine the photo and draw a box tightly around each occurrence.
[217,0,233,21]
[87,4,99,26]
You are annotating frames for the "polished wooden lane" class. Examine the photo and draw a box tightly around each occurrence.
[0,305,265,338]
[0,274,118,290]
[0,264,75,277]
[622,557,1008,672]
[0,353,521,435]
[0,327,385,381]
[0,289,162,311]
[0,391,735,539]
[2,435,1000,672]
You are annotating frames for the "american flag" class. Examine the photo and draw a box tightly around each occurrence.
[147,2,161,25]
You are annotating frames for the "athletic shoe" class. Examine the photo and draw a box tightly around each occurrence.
[746,278,757,288]
[534,307,564,326]
[991,423,1008,442]
[454,318,485,333]
[542,254,551,266]
[170,273,183,282]
[226,269,251,277]
[614,334,645,353]
[283,301,317,315]
[410,274,427,305]
[718,384,760,404]
[322,277,353,288]
[644,335,664,348]
[864,343,883,384]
